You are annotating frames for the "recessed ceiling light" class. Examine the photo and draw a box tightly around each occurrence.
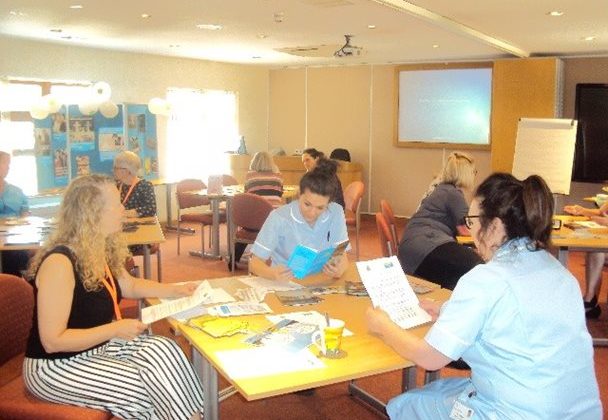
[432,44,440,48]
[257,34,268,39]
[9,10,27,16]
[69,4,83,9]
[61,35,73,40]
[50,28,63,33]
[583,36,596,41]
[547,10,563,17]
[252,56,261,59]
[169,44,180,48]
[274,12,284,23]
[367,25,376,29]
[196,24,223,31]
[141,13,151,19]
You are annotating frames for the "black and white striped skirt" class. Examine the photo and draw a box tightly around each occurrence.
[24,334,204,420]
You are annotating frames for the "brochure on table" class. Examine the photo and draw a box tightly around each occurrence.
[33,103,158,191]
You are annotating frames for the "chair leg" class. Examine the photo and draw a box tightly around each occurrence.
[201,224,206,254]
[231,239,236,272]
[156,247,162,282]
[355,222,360,261]
[177,214,181,255]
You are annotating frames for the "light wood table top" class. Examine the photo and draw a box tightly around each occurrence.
[173,264,447,401]
[0,216,164,251]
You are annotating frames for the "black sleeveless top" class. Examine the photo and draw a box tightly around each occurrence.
[25,245,122,359]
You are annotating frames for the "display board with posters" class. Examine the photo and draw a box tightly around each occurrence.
[33,103,158,190]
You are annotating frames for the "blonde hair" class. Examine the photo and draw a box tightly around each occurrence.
[28,174,128,292]
[440,152,476,191]
[249,151,279,173]
[114,151,141,176]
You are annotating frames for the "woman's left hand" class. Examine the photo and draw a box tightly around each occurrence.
[366,306,393,337]
[590,216,608,227]
[171,282,198,297]
[323,255,347,278]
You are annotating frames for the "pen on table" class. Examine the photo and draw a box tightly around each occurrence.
[325,312,330,327]
[327,231,330,242]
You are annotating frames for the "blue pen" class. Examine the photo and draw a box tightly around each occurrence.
[327,231,330,242]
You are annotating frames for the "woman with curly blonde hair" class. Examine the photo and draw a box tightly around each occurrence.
[24,174,204,420]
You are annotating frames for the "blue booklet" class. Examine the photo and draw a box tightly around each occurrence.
[287,239,349,279]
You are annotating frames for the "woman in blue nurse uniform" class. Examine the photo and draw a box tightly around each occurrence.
[249,158,349,281]
[367,173,602,419]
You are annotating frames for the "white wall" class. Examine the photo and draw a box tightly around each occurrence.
[1,36,270,222]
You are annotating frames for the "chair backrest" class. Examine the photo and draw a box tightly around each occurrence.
[375,212,394,257]
[232,193,274,231]
[176,179,209,209]
[222,174,239,186]
[380,199,399,249]
[344,181,365,214]
[0,274,34,366]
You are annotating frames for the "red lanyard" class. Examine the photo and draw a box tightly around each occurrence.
[101,263,122,320]
[119,179,140,205]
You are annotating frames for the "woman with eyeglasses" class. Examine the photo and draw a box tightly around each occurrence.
[113,151,156,218]
[398,152,483,290]
[368,173,601,419]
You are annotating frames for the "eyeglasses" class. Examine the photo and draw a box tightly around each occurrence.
[464,215,480,229]
[113,167,127,172]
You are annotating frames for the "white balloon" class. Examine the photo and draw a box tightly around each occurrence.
[99,101,119,118]
[159,101,172,116]
[30,102,49,120]
[78,99,98,116]
[92,81,112,102]
[148,97,165,115]
[43,94,62,113]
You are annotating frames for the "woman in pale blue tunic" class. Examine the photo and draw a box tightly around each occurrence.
[367,173,602,420]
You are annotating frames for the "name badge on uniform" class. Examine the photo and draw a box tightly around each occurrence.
[450,400,474,419]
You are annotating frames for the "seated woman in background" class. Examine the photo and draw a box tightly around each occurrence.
[230,151,284,269]
[398,152,482,290]
[368,173,602,420]
[113,150,156,218]
[23,174,204,419]
[564,200,608,318]
[301,147,345,208]
[250,159,348,281]
[245,151,284,206]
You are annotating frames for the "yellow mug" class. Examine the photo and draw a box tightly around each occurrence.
[312,318,345,357]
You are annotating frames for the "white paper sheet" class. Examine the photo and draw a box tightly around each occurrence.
[141,281,214,324]
[215,347,325,379]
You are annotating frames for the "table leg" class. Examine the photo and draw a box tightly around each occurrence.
[558,247,568,267]
[143,245,151,280]
[348,380,388,417]
[188,197,222,260]
[193,349,219,420]
[401,366,417,392]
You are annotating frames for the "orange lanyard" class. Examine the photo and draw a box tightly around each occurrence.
[119,179,139,205]
[101,263,122,320]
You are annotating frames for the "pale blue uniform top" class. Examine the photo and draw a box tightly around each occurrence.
[251,200,348,267]
[0,183,28,218]
[388,237,602,419]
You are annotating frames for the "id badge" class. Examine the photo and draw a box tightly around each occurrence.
[449,400,475,419]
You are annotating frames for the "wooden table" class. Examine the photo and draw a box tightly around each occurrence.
[168,264,447,420]
[0,216,165,280]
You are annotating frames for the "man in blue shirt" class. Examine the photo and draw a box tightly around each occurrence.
[0,151,30,276]
[0,151,29,218]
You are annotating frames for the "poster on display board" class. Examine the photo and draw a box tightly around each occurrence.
[33,103,157,191]
[68,104,124,179]
[126,104,158,180]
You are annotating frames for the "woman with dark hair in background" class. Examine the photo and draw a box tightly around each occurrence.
[368,173,601,419]
[398,152,482,290]
[301,148,345,208]
[249,158,348,281]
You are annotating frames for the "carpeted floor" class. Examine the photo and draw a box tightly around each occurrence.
[123,215,608,419]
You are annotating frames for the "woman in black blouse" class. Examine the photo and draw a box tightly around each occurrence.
[113,151,156,217]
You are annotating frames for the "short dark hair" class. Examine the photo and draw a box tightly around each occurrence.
[299,158,338,199]
[302,148,324,159]
[474,172,553,249]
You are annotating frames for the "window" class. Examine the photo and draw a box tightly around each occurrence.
[165,88,239,183]
[0,80,90,195]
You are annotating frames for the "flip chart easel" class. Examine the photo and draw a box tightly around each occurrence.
[512,118,577,195]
